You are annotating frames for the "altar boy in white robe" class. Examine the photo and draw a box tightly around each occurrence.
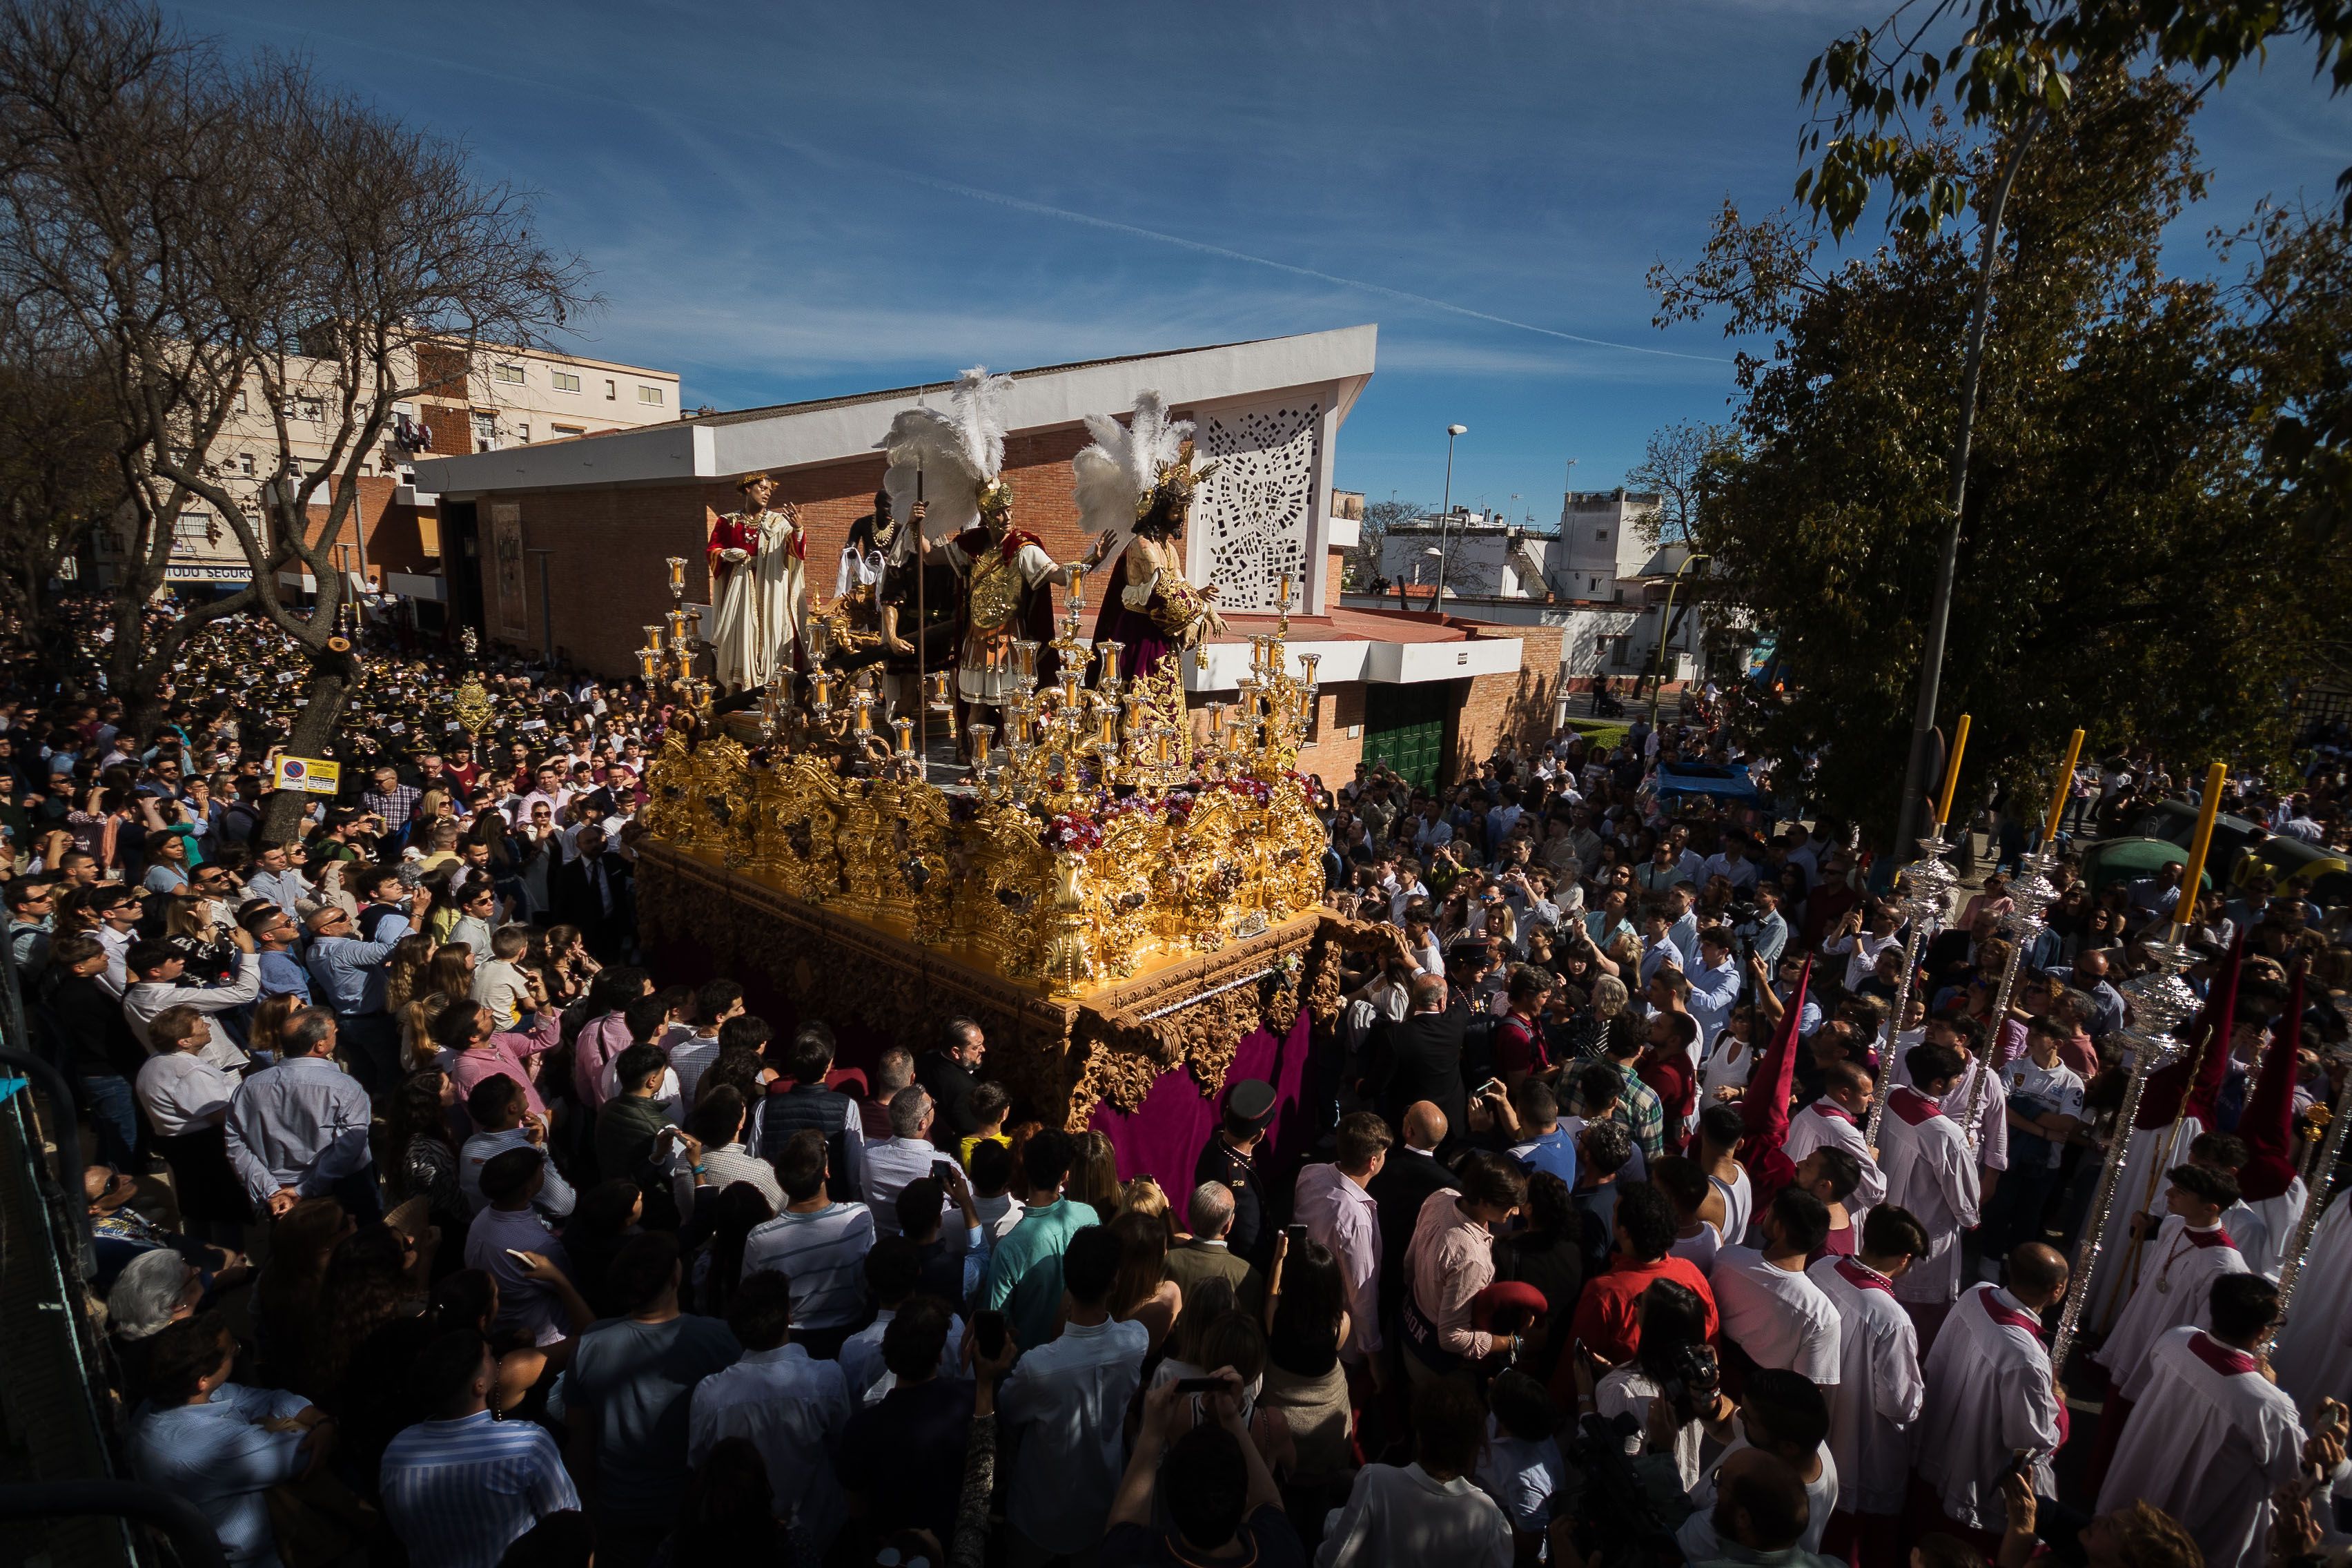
[1782,1061,1887,1213]
[1909,1243,2070,1554]
[2096,1273,2344,1568]
[2277,1193,2352,1418]
[2088,1161,2248,1487]
[1881,1043,1981,1343]
[1810,1204,1929,1568]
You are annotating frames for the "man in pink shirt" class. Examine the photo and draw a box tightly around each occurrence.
[1400,1153,1527,1386]
[434,1001,562,1119]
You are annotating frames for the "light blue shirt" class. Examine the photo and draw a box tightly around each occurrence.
[256,949,311,1003]
[304,932,396,1014]
[128,1384,313,1567]
[380,1408,578,1568]
[244,868,309,919]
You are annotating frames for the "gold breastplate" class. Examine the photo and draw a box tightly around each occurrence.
[968,547,1023,631]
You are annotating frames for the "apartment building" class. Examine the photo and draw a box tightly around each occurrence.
[101,342,680,596]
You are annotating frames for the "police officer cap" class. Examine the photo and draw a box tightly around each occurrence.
[1224,1078,1276,1128]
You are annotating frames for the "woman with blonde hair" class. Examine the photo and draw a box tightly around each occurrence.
[1066,1129,1121,1225]
[380,932,437,1015]
[422,943,475,1003]
[399,991,457,1075]
[247,993,304,1064]
[1108,1208,1182,1358]
[1117,1175,1179,1245]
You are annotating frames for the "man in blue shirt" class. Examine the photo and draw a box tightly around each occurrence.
[128,1315,327,1567]
[1505,1077,1578,1188]
[300,905,400,1093]
[239,905,311,1006]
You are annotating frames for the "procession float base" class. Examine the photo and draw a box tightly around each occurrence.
[635,839,1373,1171]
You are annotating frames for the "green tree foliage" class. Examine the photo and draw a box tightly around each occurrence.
[1655,74,2326,829]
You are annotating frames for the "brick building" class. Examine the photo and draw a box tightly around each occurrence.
[414,326,1558,788]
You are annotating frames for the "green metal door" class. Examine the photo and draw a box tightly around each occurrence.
[1362,681,1450,791]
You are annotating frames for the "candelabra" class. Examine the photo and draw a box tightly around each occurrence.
[2048,932,2201,1374]
[1863,829,1960,1144]
[638,556,711,710]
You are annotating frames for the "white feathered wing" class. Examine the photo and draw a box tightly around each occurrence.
[875,366,1012,556]
[1071,389,1193,553]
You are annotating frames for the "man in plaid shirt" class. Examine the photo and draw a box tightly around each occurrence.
[362,766,423,835]
[1594,1023,1667,1168]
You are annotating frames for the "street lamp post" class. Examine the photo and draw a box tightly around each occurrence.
[1648,551,1710,729]
[1432,423,1467,603]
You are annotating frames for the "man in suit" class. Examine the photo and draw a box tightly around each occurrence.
[1162,1181,1265,1316]
[1366,1100,1459,1329]
[553,824,632,961]
[1369,974,1467,1140]
[917,1016,986,1146]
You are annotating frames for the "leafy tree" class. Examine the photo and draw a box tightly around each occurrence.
[0,0,591,836]
[1656,72,2322,833]
[1353,497,1425,592]
[1794,0,2352,845]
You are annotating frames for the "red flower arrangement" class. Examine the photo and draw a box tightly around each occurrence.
[1045,812,1104,854]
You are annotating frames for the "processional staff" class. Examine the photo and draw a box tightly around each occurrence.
[2050,758,2228,1373]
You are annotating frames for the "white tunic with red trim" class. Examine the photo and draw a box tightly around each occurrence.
[1879,1086,1981,1305]
[1809,1255,1923,1515]
[1912,1284,2066,1531]
[2273,1193,2352,1418]
[2094,1215,2246,1397]
[1784,1098,1888,1212]
[2085,1117,2206,1327]
[2095,1326,2305,1568]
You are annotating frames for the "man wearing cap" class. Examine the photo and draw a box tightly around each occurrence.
[1195,1079,1278,1273]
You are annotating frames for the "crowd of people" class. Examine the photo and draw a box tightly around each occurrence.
[8,593,2352,1568]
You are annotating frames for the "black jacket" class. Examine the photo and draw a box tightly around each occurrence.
[1369,1009,1468,1138]
[1366,1145,1460,1320]
[917,1050,981,1142]
[47,972,145,1079]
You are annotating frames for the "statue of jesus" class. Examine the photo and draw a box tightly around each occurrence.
[706,471,807,694]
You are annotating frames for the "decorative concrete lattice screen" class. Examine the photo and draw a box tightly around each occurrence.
[1195,399,1321,613]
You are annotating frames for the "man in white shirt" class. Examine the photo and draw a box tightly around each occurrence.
[1675,1369,1841,1560]
[1910,1244,2069,1547]
[1712,1188,1843,1386]
[1979,1017,2086,1277]
[120,942,261,1066]
[1314,1378,1512,1567]
[1809,1206,1928,1566]
[1880,1043,1981,1336]
[863,1085,954,1241]
[1685,928,1743,1063]
[998,1226,1150,1560]
[1782,1062,1888,1213]
[687,1268,852,1556]
[1830,901,1904,992]
[1293,1113,1391,1378]
[2106,1275,2338,1568]
[662,978,741,1111]
[1702,832,1762,893]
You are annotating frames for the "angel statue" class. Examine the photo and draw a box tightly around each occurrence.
[707,470,808,693]
[876,368,1099,742]
[1072,389,1227,683]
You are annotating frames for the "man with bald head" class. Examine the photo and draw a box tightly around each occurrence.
[1368,1100,1458,1333]
[1161,1179,1264,1315]
[1910,1242,2071,1553]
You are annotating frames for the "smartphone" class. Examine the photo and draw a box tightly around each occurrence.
[1478,1078,1507,1099]
[503,1248,534,1266]
[932,1159,962,1185]
[1173,1377,1224,1393]
[973,1309,1007,1360]
[1285,1222,1309,1247]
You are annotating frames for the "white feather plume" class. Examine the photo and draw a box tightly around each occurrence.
[1071,389,1195,546]
[875,366,1013,551]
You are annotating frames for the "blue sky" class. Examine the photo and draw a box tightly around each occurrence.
[180,0,2351,523]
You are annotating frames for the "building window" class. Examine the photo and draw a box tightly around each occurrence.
[235,389,248,415]
[1587,576,1599,592]
[636,384,664,406]
[551,370,580,393]
[1594,528,1608,541]
[173,511,215,551]
[493,362,525,384]
[237,452,255,477]
[393,401,414,418]
[551,424,584,438]
[605,379,617,400]
[516,424,531,444]
[295,395,324,423]
[472,411,498,453]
